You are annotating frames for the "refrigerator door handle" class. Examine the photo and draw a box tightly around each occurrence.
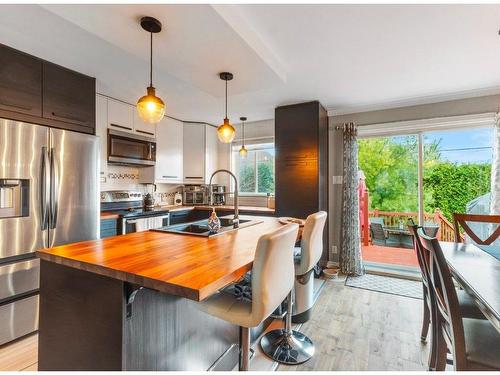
[49,148,59,230]
[40,147,50,230]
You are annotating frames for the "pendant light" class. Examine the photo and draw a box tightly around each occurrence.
[136,16,165,124]
[239,117,248,157]
[217,72,236,143]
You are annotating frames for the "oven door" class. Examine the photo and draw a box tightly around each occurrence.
[108,129,156,166]
[120,214,170,234]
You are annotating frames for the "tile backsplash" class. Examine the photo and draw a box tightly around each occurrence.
[100,165,183,206]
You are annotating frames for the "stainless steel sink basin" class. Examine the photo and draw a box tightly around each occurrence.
[152,218,262,237]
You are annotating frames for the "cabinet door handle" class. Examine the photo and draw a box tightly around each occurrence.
[136,129,154,136]
[51,112,88,125]
[185,176,203,179]
[0,100,33,111]
[109,123,132,131]
[162,175,178,179]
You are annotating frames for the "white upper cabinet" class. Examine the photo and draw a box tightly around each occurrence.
[205,125,219,183]
[95,94,108,177]
[139,117,183,184]
[107,98,134,133]
[134,111,156,138]
[183,123,206,184]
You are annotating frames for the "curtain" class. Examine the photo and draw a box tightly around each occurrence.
[340,123,364,276]
[490,112,500,215]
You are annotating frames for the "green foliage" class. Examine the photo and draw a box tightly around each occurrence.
[358,136,491,221]
[258,160,275,193]
[239,163,255,192]
[423,163,491,221]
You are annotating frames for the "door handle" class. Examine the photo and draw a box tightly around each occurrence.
[40,147,50,230]
[49,148,59,229]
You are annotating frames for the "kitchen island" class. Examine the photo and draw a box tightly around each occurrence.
[36,216,286,371]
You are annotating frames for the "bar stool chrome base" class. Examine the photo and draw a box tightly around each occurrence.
[261,328,314,364]
[260,291,315,365]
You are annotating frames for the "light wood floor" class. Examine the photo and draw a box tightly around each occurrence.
[0,279,429,371]
[278,279,429,371]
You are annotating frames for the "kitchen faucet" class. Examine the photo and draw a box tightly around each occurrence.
[208,169,239,228]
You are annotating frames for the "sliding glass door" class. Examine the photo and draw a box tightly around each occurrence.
[358,124,494,277]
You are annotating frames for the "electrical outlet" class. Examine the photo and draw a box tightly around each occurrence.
[331,245,338,254]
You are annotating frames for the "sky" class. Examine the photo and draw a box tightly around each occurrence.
[424,127,494,164]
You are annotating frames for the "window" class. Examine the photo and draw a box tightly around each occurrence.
[232,142,275,195]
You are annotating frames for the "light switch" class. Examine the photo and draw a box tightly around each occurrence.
[332,176,343,185]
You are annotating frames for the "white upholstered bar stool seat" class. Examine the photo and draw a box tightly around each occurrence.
[199,223,299,371]
[292,211,327,323]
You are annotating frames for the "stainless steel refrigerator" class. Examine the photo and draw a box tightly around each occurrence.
[0,118,99,345]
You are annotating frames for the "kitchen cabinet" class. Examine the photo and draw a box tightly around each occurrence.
[205,125,219,183]
[107,98,134,133]
[275,101,328,251]
[140,117,183,184]
[96,95,108,178]
[42,62,95,131]
[0,44,42,117]
[182,123,219,184]
[100,218,118,238]
[134,111,156,138]
[183,123,206,184]
[0,43,95,135]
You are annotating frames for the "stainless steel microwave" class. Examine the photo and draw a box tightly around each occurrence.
[108,129,156,167]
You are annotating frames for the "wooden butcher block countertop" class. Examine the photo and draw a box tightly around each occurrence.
[36,216,288,302]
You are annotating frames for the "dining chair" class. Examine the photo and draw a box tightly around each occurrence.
[452,213,500,245]
[409,225,487,370]
[416,228,500,371]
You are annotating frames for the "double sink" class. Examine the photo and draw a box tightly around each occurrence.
[153,217,262,237]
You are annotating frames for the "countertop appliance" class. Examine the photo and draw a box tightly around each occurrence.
[107,129,156,167]
[174,192,183,206]
[100,190,169,234]
[0,118,99,346]
[182,185,207,206]
[209,184,226,205]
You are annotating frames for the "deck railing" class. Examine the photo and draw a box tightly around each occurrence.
[364,208,461,244]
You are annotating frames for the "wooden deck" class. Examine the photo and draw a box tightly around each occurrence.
[362,244,419,268]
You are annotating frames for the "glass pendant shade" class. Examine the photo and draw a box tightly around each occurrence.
[239,145,248,157]
[217,118,236,143]
[137,86,165,124]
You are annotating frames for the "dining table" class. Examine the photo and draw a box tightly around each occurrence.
[440,241,500,333]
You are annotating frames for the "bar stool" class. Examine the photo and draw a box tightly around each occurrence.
[261,211,327,365]
[292,211,327,323]
[199,223,299,371]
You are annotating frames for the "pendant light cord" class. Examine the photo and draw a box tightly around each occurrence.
[150,32,153,87]
[225,80,228,119]
[242,121,245,146]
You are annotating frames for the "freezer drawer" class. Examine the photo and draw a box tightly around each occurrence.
[0,294,39,345]
[0,258,40,302]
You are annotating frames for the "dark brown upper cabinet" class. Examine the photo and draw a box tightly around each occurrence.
[0,44,42,117]
[42,63,95,130]
[0,43,95,135]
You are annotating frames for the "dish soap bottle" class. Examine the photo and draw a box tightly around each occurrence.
[207,208,221,233]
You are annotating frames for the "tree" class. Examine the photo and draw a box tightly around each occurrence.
[258,161,275,193]
[423,163,491,221]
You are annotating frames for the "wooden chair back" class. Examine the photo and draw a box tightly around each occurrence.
[453,213,500,245]
[416,228,467,369]
[408,225,431,286]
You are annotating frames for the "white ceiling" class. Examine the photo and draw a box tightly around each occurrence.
[0,4,499,124]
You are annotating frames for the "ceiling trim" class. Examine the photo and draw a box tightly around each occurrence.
[327,85,500,117]
[211,4,288,84]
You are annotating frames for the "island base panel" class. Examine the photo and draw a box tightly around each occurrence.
[38,260,270,370]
